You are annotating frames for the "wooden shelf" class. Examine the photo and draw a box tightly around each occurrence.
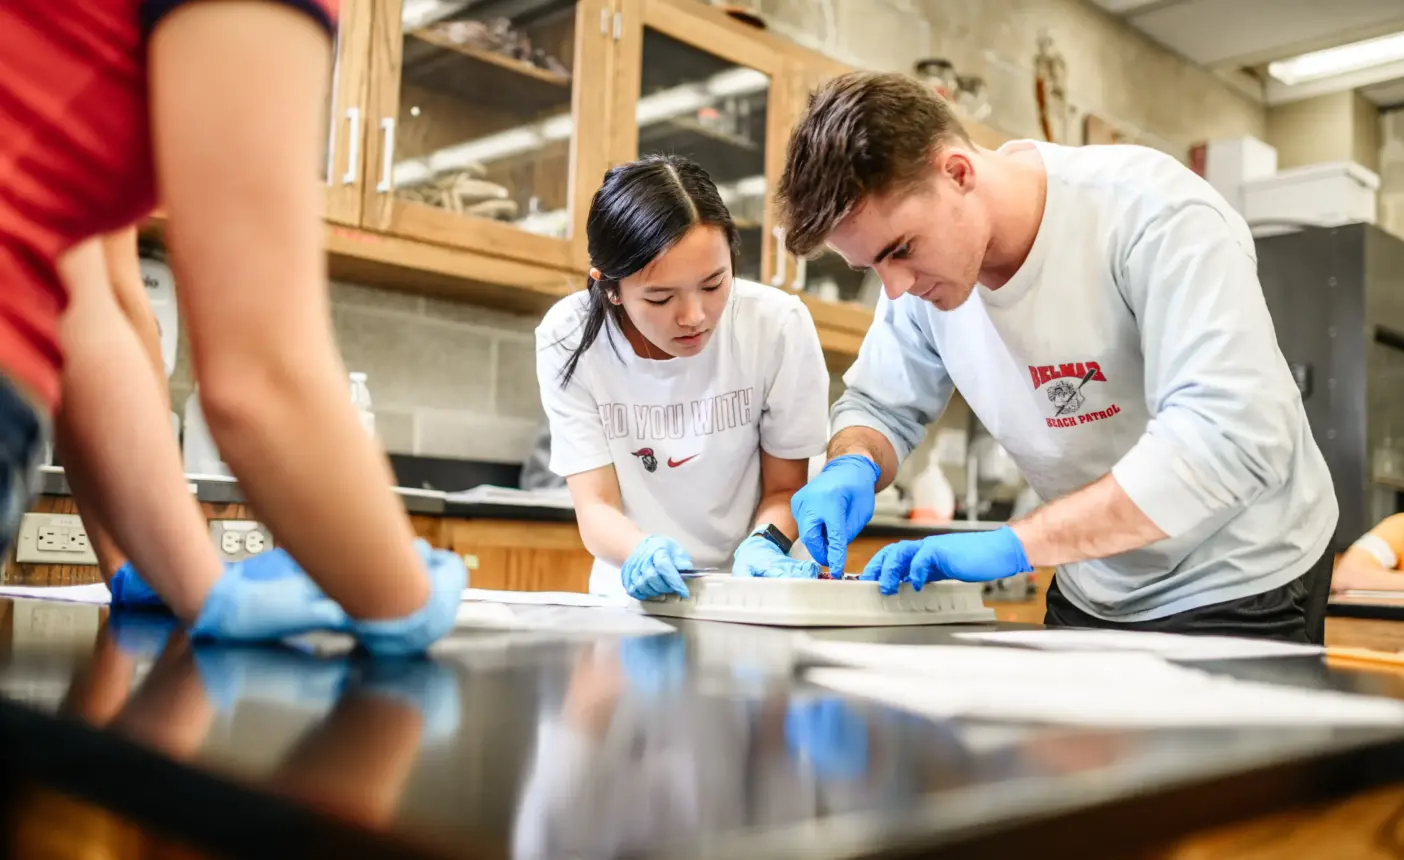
[408,29,571,86]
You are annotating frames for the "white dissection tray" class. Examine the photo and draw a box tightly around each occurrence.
[637,576,994,627]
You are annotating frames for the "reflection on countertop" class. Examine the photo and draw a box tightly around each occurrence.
[3,597,1404,860]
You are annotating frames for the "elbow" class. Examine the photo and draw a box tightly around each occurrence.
[197,357,317,461]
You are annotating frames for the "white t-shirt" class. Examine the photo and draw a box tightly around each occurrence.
[834,140,1337,622]
[536,278,829,595]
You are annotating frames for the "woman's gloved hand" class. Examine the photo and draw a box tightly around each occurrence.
[621,535,692,600]
[731,533,820,579]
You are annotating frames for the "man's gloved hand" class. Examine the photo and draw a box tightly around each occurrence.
[731,533,820,579]
[861,526,1032,595]
[109,562,166,609]
[784,697,870,781]
[791,455,881,578]
[348,540,467,658]
[621,535,692,600]
[189,548,352,643]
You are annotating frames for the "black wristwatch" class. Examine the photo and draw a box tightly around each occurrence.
[753,523,794,555]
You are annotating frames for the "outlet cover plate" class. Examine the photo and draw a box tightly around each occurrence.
[210,520,275,562]
[16,513,99,565]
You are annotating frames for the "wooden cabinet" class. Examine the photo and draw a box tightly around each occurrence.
[295,0,1021,359]
[326,0,612,273]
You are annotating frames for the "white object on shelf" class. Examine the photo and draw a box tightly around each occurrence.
[445,485,575,509]
[1243,161,1380,236]
[349,371,377,438]
[1204,136,1277,213]
[636,577,994,627]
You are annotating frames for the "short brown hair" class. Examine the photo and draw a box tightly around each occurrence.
[776,71,970,257]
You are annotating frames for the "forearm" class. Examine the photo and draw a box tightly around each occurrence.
[575,502,649,566]
[151,2,426,621]
[1010,473,1167,567]
[53,417,127,583]
[55,241,219,621]
[753,492,799,540]
[827,427,900,491]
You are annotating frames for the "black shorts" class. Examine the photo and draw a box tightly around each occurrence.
[1043,548,1334,645]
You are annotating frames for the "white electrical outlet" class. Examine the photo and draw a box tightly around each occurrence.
[210,520,275,562]
[15,513,99,565]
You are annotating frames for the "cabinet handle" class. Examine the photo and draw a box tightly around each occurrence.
[376,117,396,193]
[769,226,787,287]
[600,7,609,35]
[341,107,361,185]
[790,254,807,292]
[613,11,622,39]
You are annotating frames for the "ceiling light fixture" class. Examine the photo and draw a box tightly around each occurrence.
[1268,30,1404,86]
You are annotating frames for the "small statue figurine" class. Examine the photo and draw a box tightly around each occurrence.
[1034,30,1069,143]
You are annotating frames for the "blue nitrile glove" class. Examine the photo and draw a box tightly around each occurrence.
[618,633,687,696]
[785,698,870,781]
[109,562,166,609]
[861,526,1032,595]
[191,643,351,713]
[791,455,881,578]
[348,540,467,657]
[731,533,820,579]
[351,658,461,744]
[189,548,352,643]
[621,535,692,600]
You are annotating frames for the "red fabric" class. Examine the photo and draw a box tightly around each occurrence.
[0,0,337,410]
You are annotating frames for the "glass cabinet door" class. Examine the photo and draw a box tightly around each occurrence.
[613,0,783,285]
[364,0,611,270]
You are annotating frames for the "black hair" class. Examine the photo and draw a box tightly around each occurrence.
[556,154,741,387]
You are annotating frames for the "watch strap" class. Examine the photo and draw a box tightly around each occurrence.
[754,524,794,555]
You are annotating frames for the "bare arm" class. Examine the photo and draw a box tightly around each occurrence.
[827,427,900,491]
[59,229,167,581]
[54,239,221,620]
[148,2,425,619]
[565,465,649,566]
[753,453,808,540]
[1009,473,1167,567]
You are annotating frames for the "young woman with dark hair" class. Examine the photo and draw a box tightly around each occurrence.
[536,155,830,599]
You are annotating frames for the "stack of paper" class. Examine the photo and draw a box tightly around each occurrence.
[444,485,574,509]
[799,639,1404,728]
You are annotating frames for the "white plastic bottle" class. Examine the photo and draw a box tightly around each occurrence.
[349,372,377,439]
[182,388,231,477]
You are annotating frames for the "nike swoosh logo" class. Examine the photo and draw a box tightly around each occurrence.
[667,455,697,468]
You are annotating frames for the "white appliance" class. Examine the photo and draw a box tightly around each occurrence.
[1244,161,1380,237]
[1205,136,1278,214]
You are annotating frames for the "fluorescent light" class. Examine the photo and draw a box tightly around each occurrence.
[1269,30,1404,86]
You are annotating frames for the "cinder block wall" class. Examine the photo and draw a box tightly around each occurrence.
[182,0,1263,466]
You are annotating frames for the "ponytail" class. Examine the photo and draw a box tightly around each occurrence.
[556,273,621,387]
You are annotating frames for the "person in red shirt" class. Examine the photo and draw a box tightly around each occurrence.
[0,1,464,654]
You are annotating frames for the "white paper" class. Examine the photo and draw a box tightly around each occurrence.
[462,588,631,609]
[807,666,1404,727]
[800,639,1197,685]
[0,583,112,605]
[952,629,1323,661]
[452,601,674,636]
[445,485,575,509]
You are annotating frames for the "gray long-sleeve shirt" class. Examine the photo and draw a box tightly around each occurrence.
[834,141,1337,622]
